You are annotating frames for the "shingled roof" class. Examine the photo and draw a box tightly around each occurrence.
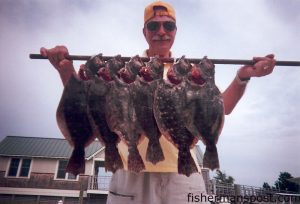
[0,136,103,159]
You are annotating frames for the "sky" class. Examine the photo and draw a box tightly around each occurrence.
[0,0,299,187]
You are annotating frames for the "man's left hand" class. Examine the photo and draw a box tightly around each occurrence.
[237,54,276,79]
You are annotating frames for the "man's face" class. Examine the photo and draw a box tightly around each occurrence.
[143,15,177,57]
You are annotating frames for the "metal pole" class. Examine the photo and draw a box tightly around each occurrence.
[29,54,300,66]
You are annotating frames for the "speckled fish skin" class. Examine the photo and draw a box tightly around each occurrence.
[105,56,146,173]
[132,57,165,164]
[153,56,198,176]
[56,74,94,176]
[85,55,124,173]
[188,57,224,170]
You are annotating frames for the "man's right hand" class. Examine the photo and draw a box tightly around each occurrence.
[40,46,76,86]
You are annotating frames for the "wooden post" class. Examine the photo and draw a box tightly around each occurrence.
[79,181,84,204]
[36,195,40,204]
[234,184,242,204]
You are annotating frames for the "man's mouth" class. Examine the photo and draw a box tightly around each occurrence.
[152,35,171,41]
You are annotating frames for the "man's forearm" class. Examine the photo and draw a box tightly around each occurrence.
[56,60,77,87]
[222,74,249,115]
[59,69,77,87]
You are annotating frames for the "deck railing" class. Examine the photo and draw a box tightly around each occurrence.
[206,180,298,196]
[88,175,300,202]
[88,175,111,191]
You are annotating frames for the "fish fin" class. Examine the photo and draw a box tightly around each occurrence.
[146,138,165,164]
[178,146,198,177]
[128,145,145,173]
[66,146,85,176]
[105,145,124,173]
[203,144,219,170]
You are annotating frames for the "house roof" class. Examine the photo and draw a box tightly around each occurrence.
[0,136,103,159]
[0,136,204,165]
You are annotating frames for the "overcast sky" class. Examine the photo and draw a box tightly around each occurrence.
[0,0,299,187]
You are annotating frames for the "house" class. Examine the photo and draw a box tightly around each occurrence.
[0,135,207,204]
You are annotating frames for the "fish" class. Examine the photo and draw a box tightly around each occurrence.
[118,55,144,84]
[132,57,165,164]
[85,55,124,173]
[56,74,94,176]
[79,53,105,80]
[186,57,224,170]
[105,56,146,173]
[153,56,198,176]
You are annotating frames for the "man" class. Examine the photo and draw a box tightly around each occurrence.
[40,1,275,203]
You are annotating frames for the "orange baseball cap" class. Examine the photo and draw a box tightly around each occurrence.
[144,1,176,24]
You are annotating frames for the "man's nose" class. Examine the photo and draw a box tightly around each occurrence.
[156,24,166,35]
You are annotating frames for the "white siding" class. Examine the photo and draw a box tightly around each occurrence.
[0,157,9,171]
[85,159,94,175]
[31,158,57,173]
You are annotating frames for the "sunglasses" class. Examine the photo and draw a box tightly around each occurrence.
[146,21,176,32]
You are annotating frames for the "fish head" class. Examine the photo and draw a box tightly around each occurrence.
[167,56,191,84]
[139,56,164,82]
[139,66,154,82]
[127,55,145,75]
[173,56,192,76]
[118,65,135,83]
[119,55,145,83]
[98,67,113,81]
[199,56,215,81]
[85,53,105,77]
[107,55,125,75]
[148,57,164,80]
[189,56,215,85]
[167,65,182,85]
[188,64,206,85]
[151,57,164,79]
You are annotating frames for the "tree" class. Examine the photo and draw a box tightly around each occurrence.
[214,170,235,184]
[274,172,299,192]
[262,182,271,190]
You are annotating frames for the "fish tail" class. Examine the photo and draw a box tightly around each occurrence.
[104,144,124,173]
[203,144,219,170]
[128,144,145,173]
[66,145,85,176]
[146,138,165,164]
[178,146,198,177]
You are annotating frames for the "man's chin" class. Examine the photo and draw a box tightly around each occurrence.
[153,45,171,52]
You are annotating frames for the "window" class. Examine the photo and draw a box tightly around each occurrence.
[56,160,77,180]
[8,158,20,176]
[20,159,31,177]
[57,160,67,179]
[7,158,31,177]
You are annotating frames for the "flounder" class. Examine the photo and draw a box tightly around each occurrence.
[186,57,224,170]
[153,56,198,176]
[85,55,124,173]
[56,74,94,176]
[132,57,165,164]
[105,56,146,173]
